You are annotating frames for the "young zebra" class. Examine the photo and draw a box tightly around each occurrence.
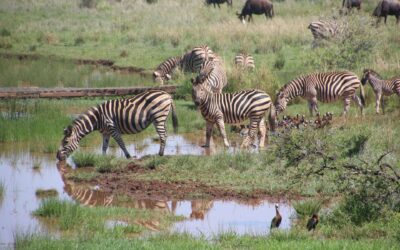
[196,58,227,94]
[191,77,275,148]
[234,53,255,70]
[361,69,400,114]
[56,90,178,161]
[152,45,217,85]
[275,71,365,116]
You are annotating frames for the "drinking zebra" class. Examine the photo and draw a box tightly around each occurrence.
[275,72,365,116]
[191,77,275,148]
[234,53,255,70]
[196,58,227,94]
[56,90,178,160]
[153,45,217,85]
[361,69,400,114]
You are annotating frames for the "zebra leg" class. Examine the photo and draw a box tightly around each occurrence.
[109,129,131,159]
[153,120,167,156]
[203,121,214,148]
[375,93,382,114]
[258,118,267,148]
[342,97,351,116]
[308,98,318,117]
[381,96,385,114]
[241,119,259,148]
[216,119,230,147]
[102,133,111,155]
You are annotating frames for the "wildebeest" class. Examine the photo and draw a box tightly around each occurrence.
[206,0,232,8]
[342,0,362,10]
[236,0,274,24]
[373,0,400,24]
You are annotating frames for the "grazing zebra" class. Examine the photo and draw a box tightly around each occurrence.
[308,20,342,42]
[275,72,365,116]
[234,53,255,70]
[191,77,275,148]
[153,56,182,85]
[361,69,400,114]
[152,45,217,85]
[196,58,227,94]
[56,90,178,160]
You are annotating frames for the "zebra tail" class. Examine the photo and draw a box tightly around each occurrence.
[271,5,274,18]
[268,104,276,132]
[171,102,179,133]
[360,84,366,107]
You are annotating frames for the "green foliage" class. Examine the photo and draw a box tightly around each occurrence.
[72,152,97,167]
[33,198,72,217]
[0,28,11,37]
[0,180,4,204]
[35,189,59,199]
[293,199,322,219]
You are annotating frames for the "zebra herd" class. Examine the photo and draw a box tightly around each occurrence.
[56,43,399,161]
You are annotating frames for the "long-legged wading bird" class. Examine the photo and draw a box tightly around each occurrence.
[307,214,319,231]
[270,204,282,229]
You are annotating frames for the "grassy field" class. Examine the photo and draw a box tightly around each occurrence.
[1,0,400,248]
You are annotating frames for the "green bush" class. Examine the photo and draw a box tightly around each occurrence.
[72,152,97,167]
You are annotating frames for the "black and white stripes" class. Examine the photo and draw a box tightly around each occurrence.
[361,69,400,114]
[275,71,365,116]
[56,90,178,160]
[196,58,228,94]
[234,53,255,70]
[191,77,275,148]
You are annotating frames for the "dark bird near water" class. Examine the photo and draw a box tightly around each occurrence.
[307,214,319,231]
[270,204,282,229]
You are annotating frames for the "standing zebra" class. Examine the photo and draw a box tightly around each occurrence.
[56,90,178,160]
[361,69,400,114]
[234,53,255,70]
[275,72,365,116]
[191,77,275,148]
[196,58,228,94]
[153,45,217,85]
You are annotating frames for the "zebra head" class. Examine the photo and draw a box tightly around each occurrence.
[191,77,208,107]
[56,125,79,161]
[152,71,171,85]
[361,69,371,85]
[275,92,288,114]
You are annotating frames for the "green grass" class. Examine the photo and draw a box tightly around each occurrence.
[0,179,4,204]
[72,152,97,167]
[293,199,323,219]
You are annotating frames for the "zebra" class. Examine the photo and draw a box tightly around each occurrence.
[191,77,275,148]
[361,69,400,114]
[152,45,217,85]
[234,53,255,70]
[275,72,365,116]
[153,56,182,85]
[56,90,178,160]
[195,58,227,94]
[308,20,341,40]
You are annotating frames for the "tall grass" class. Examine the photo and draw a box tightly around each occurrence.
[0,179,5,204]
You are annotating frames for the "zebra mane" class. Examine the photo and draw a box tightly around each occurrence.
[364,69,382,78]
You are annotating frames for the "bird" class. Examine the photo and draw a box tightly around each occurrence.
[306,214,319,231]
[270,204,282,229]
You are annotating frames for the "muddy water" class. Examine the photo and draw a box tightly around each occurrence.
[0,134,292,245]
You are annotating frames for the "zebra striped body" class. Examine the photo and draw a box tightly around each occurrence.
[308,20,341,41]
[361,69,400,114]
[153,45,217,85]
[56,90,178,160]
[234,53,255,70]
[275,72,365,116]
[191,78,275,148]
[195,58,227,94]
[153,56,182,85]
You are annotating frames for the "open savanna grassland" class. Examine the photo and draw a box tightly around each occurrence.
[1,0,400,249]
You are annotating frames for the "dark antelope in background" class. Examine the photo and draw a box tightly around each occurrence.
[56,90,178,160]
[373,0,400,24]
[236,0,274,24]
[361,69,400,114]
[275,72,365,116]
[342,0,362,11]
[206,0,232,8]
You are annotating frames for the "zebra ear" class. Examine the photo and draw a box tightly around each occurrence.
[64,125,73,136]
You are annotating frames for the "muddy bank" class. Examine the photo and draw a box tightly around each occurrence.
[61,161,299,201]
